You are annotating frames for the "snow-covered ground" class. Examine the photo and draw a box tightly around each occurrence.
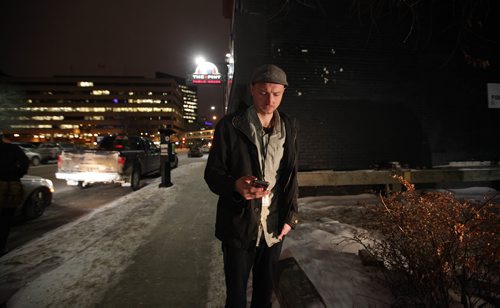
[281,194,393,307]
[1,160,497,307]
[0,163,187,307]
[281,186,499,307]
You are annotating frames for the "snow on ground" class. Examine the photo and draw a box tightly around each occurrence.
[282,194,394,307]
[281,187,499,307]
[0,164,197,307]
[1,159,497,307]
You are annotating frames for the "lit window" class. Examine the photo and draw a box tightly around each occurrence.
[84,116,104,120]
[91,90,110,95]
[78,81,94,87]
[32,116,64,121]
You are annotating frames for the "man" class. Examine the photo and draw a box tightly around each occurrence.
[0,131,30,255]
[204,64,299,307]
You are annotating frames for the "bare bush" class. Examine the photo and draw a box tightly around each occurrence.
[356,176,499,307]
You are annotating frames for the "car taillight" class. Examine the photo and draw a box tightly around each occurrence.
[57,154,62,168]
[118,156,126,168]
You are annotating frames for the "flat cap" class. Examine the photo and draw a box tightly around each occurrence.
[250,64,288,87]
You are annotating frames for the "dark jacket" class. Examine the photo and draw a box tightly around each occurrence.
[204,108,299,249]
[0,142,29,181]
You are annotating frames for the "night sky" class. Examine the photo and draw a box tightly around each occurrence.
[0,0,230,118]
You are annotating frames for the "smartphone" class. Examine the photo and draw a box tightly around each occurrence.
[252,179,270,189]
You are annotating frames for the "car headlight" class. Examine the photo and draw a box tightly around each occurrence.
[45,179,55,193]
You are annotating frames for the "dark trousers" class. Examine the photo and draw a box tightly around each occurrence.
[0,208,16,254]
[222,239,283,308]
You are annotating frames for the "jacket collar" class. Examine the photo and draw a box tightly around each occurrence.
[232,105,283,144]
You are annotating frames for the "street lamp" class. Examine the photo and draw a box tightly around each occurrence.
[195,56,206,65]
[191,55,227,119]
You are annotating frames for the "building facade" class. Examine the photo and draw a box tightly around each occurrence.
[180,84,198,124]
[0,73,197,145]
[155,72,199,126]
[227,0,500,171]
[180,129,214,148]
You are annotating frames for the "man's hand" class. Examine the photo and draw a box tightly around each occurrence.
[235,176,270,200]
[278,223,292,241]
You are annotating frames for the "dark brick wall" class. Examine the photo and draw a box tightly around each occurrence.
[229,0,500,171]
[280,99,429,171]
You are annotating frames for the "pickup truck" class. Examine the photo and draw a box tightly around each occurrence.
[56,135,178,190]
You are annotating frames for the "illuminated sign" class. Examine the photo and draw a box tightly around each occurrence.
[190,61,223,85]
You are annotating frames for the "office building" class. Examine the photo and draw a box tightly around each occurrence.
[0,73,196,145]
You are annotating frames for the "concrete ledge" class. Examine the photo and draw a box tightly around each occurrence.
[275,257,326,308]
[298,168,500,187]
[298,170,396,187]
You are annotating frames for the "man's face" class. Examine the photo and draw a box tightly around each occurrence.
[250,82,285,115]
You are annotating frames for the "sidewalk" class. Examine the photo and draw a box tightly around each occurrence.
[99,163,223,307]
[0,162,226,307]
[1,160,399,307]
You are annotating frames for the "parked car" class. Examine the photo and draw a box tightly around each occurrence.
[201,144,211,154]
[20,146,42,166]
[33,142,63,163]
[17,175,54,220]
[12,142,37,149]
[188,145,203,158]
[58,142,82,152]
